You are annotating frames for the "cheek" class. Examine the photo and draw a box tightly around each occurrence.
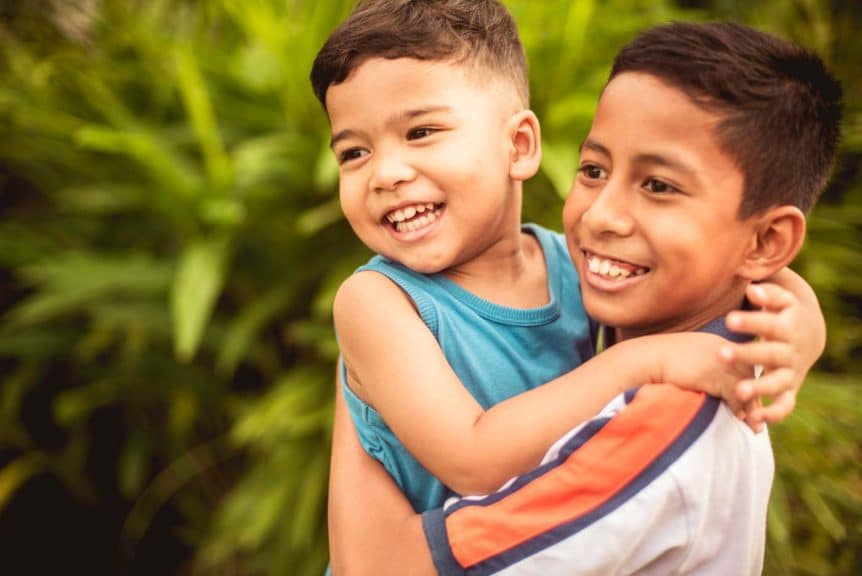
[339,183,365,221]
[562,189,588,232]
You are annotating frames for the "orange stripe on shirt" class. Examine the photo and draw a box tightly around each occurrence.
[446,385,707,568]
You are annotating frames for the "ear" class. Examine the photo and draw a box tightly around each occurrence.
[507,110,542,181]
[738,205,807,281]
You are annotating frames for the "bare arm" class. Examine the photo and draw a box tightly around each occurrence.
[328,370,434,576]
[334,271,745,495]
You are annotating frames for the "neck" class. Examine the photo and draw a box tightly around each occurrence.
[614,285,749,343]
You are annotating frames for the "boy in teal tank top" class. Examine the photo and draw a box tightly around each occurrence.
[310,1,827,570]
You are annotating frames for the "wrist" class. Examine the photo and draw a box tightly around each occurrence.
[614,336,666,391]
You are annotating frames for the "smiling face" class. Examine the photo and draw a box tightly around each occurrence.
[325,57,527,275]
[563,72,760,340]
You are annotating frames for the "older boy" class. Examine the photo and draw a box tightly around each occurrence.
[327,20,842,575]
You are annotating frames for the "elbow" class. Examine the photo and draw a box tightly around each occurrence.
[446,463,514,496]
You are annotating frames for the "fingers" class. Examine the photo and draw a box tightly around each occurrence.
[744,282,798,312]
[744,414,765,434]
[725,309,795,342]
[734,368,795,401]
[748,391,797,425]
[734,397,764,433]
[721,341,795,375]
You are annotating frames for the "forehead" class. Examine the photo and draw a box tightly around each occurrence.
[325,57,520,124]
[589,72,740,181]
[582,72,744,210]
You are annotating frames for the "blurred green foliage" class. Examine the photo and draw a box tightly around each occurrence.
[0,0,859,574]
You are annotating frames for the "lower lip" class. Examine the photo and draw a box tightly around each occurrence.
[387,207,445,242]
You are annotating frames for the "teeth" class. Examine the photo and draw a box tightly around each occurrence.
[394,207,439,232]
[599,260,611,275]
[385,202,440,224]
[586,254,646,281]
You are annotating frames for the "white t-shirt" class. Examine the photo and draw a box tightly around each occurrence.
[423,363,773,576]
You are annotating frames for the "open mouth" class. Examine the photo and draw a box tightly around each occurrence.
[384,202,444,233]
[584,251,649,281]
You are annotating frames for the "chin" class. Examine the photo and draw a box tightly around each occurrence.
[583,293,645,328]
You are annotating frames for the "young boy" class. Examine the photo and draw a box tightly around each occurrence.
[312,0,821,518]
[327,20,843,575]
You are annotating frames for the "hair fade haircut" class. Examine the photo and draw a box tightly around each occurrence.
[610,21,843,216]
[310,0,529,110]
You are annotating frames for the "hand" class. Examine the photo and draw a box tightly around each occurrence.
[655,332,754,419]
[720,281,826,430]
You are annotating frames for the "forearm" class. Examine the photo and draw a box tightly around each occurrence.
[337,273,672,496]
[329,374,435,576]
[449,335,668,494]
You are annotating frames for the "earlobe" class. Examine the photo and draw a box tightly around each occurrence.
[739,206,807,281]
[508,110,542,181]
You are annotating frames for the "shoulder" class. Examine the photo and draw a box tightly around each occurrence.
[670,401,773,485]
[334,270,414,318]
[669,404,773,573]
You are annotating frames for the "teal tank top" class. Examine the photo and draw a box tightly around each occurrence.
[341,223,596,512]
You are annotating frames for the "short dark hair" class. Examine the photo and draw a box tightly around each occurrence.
[310,0,529,110]
[610,21,843,216]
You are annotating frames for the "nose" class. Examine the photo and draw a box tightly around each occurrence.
[369,147,416,192]
[580,178,635,237]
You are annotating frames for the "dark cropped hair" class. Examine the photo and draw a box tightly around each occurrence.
[310,0,529,110]
[610,21,843,216]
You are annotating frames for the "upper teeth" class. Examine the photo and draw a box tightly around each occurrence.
[385,202,442,232]
[386,202,436,223]
[587,255,645,280]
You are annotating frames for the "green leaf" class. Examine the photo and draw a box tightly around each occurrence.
[217,287,291,376]
[0,456,43,516]
[541,139,579,200]
[74,125,201,195]
[171,236,230,362]
[11,252,172,325]
[175,46,233,191]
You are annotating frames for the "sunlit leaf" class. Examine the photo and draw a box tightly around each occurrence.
[541,139,578,200]
[175,45,232,191]
[171,236,230,362]
[0,456,43,516]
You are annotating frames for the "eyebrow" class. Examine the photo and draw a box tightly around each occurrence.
[330,105,452,149]
[579,138,610,157]
[579,138,698,179]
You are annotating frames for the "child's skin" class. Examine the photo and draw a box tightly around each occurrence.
[326,65,829,574]
[327,53,820,502]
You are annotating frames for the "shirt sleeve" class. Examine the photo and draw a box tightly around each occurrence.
[422,385,720,576]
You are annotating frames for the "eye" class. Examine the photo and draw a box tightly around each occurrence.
[407,126,437,140]
[642,177,679,194]
[337,147,369,165]
[577,163,607,180]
